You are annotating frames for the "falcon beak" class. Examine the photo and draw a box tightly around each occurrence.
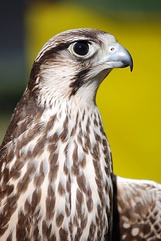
[106,43,133,71]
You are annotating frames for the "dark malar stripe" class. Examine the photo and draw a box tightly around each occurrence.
[69,69,90,96]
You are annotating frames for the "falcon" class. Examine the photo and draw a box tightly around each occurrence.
[0,28,160,241]
[0,28,131,241]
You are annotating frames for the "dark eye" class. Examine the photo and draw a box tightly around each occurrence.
[73,41,89,56]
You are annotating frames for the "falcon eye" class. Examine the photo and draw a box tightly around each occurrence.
[68,40,98,59]
[73,41,89,56]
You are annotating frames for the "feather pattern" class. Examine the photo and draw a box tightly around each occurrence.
[112,175,161,241]
[0,28,118,241]
[0,95,112,240]
[2,28,156,241]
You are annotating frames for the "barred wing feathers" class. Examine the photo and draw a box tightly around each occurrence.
[112,175,161,241]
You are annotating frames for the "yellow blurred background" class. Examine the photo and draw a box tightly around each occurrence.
[0,1,161,182]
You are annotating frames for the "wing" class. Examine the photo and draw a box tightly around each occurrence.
[112,174,161,241]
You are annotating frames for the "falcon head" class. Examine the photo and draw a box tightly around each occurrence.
[29,28,133,106]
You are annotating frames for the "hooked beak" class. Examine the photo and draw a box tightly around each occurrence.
[105,42,133,71]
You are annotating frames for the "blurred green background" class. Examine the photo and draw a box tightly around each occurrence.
[0,0,161,182]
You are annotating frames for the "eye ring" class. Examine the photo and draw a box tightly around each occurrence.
[72,41,90,56]
[68,40,98,59]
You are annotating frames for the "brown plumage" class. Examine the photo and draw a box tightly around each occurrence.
[112,175,161,241]
[1,28,159,241]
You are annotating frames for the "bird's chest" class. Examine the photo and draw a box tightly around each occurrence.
[34,132,113,241]
[1,111,113,241]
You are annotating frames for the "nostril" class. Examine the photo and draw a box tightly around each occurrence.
[110,47,115,51]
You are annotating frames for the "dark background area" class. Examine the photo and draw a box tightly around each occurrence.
[0,1,26,114]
